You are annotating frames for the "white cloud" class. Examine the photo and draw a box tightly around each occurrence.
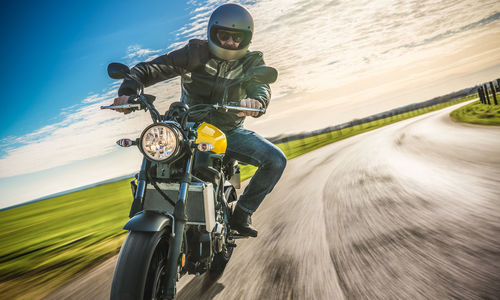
[82,90,116,103]
[167,41,188,51]
[178,18,208,38]
[125,45,163,60]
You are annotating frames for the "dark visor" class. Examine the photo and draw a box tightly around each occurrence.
[210,26,252,49]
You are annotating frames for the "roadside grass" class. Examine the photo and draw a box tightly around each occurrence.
[0,180,132,299]
[1,93,474,299]
[450,97,500,126]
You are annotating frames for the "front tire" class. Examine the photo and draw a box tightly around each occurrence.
[110,230,170,300]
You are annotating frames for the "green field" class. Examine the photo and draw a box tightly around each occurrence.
[0,93,475,299]
[450,97,500,126]
[0,180,132,299]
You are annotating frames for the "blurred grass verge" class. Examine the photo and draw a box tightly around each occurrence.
[0,180,131,299]
[450,97,500,126]
[0,93,474,299]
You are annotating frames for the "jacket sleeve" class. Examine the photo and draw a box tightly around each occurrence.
[245,53,272,118]
[118,39,208,96]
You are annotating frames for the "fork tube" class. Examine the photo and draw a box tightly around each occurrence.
[165,153,193,299]
[129,158,148,218]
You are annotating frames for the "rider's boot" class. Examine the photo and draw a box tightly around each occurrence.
[230,204,258,237]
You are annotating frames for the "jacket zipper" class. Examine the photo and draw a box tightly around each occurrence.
[211,61,228,103]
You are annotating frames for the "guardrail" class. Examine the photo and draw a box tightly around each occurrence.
[478,79,499,105]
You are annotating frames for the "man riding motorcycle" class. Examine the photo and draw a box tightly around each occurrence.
[112,3,286,237]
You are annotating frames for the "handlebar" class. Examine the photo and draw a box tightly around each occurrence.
[101,102,265,114]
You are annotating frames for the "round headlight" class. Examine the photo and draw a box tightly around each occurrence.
[139,123,183,162]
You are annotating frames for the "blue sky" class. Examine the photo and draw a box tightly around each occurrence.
[0,0,190,141]
[1,0,499,208]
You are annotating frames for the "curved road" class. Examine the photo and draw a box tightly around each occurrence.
[46,102,500,299]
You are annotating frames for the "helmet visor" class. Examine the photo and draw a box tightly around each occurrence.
[217,30,245,44]
[210,26,252,50]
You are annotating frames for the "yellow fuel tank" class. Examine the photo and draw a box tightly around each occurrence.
[195,122,227,154]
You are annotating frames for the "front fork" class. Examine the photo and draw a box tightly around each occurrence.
[164,154,193,299]
[129,158,149,218]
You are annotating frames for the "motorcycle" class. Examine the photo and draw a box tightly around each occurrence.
[102,62,277,300]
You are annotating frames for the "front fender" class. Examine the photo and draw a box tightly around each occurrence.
[124,210,173,232]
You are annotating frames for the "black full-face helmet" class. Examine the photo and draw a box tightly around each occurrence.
[207,3,254,61]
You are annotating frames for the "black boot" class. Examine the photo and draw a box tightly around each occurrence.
[230,205,258,237]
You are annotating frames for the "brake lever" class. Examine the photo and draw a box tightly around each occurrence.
[100,94,144,111]
[100,103,142,110]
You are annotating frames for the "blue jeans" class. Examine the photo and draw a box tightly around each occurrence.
[225,127,287,213]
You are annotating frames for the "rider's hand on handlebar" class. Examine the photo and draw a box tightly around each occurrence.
[236,98,262,117]
[112,95,132,114]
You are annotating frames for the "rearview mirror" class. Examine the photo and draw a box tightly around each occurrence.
[107,63,131,79]
[246,66,278,84]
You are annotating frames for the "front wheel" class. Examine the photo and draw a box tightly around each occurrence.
[110,230,170,300]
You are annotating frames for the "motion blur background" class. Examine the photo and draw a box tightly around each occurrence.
[1,0,499,208]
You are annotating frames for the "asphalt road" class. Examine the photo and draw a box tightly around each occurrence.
[46,102,500,300]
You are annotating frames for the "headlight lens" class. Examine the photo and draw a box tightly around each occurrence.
[140,123,182,162]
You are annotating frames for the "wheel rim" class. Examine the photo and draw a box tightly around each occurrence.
[151,261,166,300]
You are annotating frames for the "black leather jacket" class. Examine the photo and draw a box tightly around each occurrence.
[118,39,271,132]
